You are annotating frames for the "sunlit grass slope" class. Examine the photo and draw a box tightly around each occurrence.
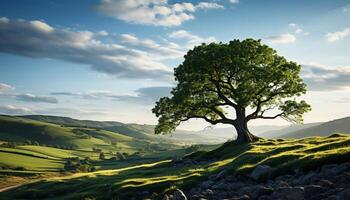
[2,133,350,199]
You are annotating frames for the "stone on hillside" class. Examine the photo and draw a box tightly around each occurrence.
[319,164,348,177]
[204,189,214,196]
[162,194,170,200]
[317,179,334,188]
[298,172,318,185]
[304,185,323,199]
[272,186,304,200]
[215,170,227,180]
[250,165,271,180]
[201,180,214,189]
[276,180,290,188]
[231,194,250,200]
[173,189,187,200]
[339,188,350,200]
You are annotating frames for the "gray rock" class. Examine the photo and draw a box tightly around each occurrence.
[320,164,340,177]
[162,194,170,200]
[243,185,274,199]
[317,179,334,188]
[304,185,323,199]
[321,162,350,177]
[250,165,271,180]
[276,180,290,188]
[230,194,250,200]
[323,195,339,200]
[339,188,350,200]
[258,195,272,200]
[215,170,227,180]
[298,172,318,185]
[211,181,228,190]
[272,186,304,200]
[204,189,214,196]
[201,180,214,189]
[173,189,187,200]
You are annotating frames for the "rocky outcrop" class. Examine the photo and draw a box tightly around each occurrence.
[163,162,350,200]
[250,165,271,180]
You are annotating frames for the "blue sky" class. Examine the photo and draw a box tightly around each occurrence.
[0,0,350,130]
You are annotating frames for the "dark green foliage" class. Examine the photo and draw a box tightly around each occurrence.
[153,39,311,142]
[64,157,95,172]
[99,152,105,160]
[116,152,126,160]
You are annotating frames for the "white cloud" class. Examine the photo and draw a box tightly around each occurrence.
[51,86,172,104]
[0,83,14,92]
[196,2,224,10]
[29,20,54,33]
[97,30,109,36]
[229,0,239,4]
[0,105,32,115]
[288,23,308,35]
[0,17,172,79]
[97,0,223,27]
[302,64,350,91]
[326,28,350,42]
[15,93,58,104]
[168,30,216,48]
[119,34,184,59]
[0,17,9,23]
[266,33,296,44]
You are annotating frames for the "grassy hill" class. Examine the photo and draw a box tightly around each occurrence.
[0,115,216,174]
[21,115,123,128]
[280,117,350,138]
[258,122,322,138]
[11,115,227,144]
[0,115,136,150]
[1,134,350,199]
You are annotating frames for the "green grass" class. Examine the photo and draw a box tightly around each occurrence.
[0,115,185,157]
[2,134,350,199]
[0,152,64,171]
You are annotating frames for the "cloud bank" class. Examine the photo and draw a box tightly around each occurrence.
[0,17,172,80]
[15,93,58,104]
[266,33,296,44]
[302,64,350,91]
[326,28,350,42]
[0,83,14,92]
[52,86,172,104]
[97,0,223,27]
[0,105,32,115]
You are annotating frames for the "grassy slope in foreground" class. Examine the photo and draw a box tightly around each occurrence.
[2,133,350,199]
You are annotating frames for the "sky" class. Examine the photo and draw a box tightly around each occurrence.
[0,0,350,130]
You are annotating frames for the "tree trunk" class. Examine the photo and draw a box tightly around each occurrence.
[234,108,259,143]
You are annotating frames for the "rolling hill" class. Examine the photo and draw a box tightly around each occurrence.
[0,115,184,155]
[17,115,228,144]
[280,117,350,138]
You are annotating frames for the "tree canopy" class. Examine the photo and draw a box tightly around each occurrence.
[152,39,311,143]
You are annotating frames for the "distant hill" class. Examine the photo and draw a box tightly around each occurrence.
[189,125,287,140]
[5,114,350,143]
[22,115,123,128]
[18,115,227,144]
[258,122,322,138]
[0,115,225,148]
[280,117,350,138]
[0,115,135,150]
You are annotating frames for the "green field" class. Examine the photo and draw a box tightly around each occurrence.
[1,133,350,199]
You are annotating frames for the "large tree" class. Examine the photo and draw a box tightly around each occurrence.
[152,39,311,143]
